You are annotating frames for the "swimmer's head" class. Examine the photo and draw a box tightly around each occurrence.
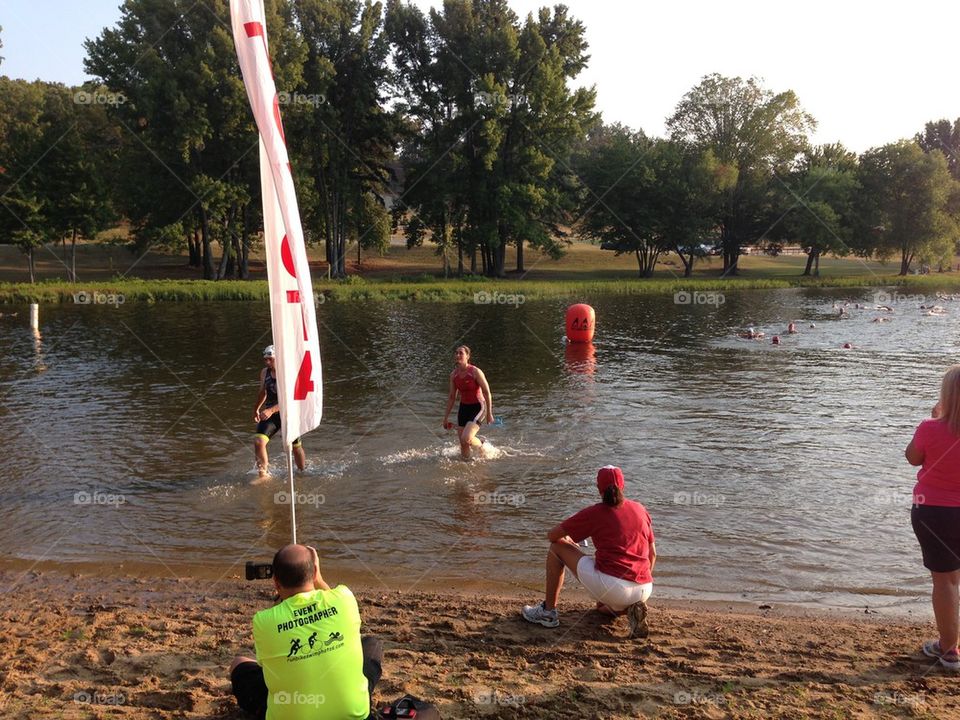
[263,345,276,358]
[454,345,471,363]
[772,336,781,344]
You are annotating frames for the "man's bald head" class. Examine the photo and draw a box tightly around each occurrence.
[272,544,315,589]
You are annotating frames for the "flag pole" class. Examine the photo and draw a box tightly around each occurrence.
[287,445,297,544]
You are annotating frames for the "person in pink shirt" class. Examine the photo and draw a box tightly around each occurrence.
[521,466,656,638]
[906,365,960,671]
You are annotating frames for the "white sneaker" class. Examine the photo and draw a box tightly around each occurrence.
[521,601,559,628]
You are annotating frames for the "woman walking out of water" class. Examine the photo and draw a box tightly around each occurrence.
[906,365,960,671]
[442,345,493,460]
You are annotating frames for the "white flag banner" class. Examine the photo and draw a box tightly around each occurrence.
[230,0,323,446]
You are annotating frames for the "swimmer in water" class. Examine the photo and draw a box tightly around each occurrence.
[787,322,798,334]
[772,335,781,345]
[738,327,764,340]
[443,345,494,460]
[873,316,890,323]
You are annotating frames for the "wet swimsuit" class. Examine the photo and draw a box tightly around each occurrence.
[256,368,302,447]
[454,366,485,427]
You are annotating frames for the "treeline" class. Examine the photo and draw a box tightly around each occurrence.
[0,2,958,282]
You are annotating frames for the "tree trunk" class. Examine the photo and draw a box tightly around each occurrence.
[814,253,820,276]
[899,250,912,276]
[516,238,524,273]
[27,247,35,283]
[187,229,201,267]
[70,228,78,282]
[200,209,214,280]
[237,203,251,280]
[803,249,816,276]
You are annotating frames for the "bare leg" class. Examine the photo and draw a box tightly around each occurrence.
[931,570,960,653]
[545,540,586,610]
[293,444,306,471]
[254,437,269,476]
[459,422,482,459]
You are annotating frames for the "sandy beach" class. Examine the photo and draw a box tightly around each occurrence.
[0,570,955,719]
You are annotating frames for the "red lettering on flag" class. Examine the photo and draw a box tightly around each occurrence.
[243,22,275,78]
[281,235,296,277]
[293,352,315,400]
[286,290,301,303]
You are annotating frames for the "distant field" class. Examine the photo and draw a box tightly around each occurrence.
[0,235,930,284]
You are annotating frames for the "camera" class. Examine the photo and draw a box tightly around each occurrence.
[246,561,274,581]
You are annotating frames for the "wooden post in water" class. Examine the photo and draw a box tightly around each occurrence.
[30,304,39,332]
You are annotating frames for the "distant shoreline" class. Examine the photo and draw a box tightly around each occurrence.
[3,273,960,305]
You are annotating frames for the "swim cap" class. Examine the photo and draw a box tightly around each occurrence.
[596,466,624,492]
[263,345,276,358]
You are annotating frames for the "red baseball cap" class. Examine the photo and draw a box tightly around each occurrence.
[596,465,624,492]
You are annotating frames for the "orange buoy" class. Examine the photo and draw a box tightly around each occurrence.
[566,303,595,343]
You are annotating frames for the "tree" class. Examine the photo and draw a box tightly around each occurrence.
[857,141,957,275]
[0,80,114,282]
[667,74,816,275]
[777,144,859,276]
[288,0,399,278]
[386,0,595,277]
[0,78,48,281]
[575,126,733,278]
[917,118,960,180]
[573,124,660,276]
[84,0,299,279]
[43,86,119,280]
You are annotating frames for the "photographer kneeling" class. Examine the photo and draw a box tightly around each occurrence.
[229,544,382,720]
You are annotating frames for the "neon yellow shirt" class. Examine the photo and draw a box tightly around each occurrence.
[253,585,368,720]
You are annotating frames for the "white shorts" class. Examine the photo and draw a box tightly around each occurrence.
[576,556,652,612]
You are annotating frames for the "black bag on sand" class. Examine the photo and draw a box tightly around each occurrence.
[377,694,442,719]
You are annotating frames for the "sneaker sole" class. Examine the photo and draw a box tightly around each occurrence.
[628,602,649,638]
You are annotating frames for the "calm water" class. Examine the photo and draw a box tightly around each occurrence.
[1,287,958,613]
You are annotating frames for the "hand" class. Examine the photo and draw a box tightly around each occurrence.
[485,412,494,425]
[259,407,274,422]
[307,546,323,589]
[443,419,453,430]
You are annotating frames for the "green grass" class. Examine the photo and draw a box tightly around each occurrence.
[2,238,960,303]
[4,272,960,305]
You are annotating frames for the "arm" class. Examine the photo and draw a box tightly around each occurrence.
[649,541,657,573]
[547,522,569,543]
[308,546,331,592]
[253,369,268,422]
[475,368,494,423]
[443,373,457,426]
[905,440,924,466]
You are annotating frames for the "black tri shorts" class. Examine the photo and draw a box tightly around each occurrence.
[457,402,485,428]
[912,504,960,573]
[255,415,301,447]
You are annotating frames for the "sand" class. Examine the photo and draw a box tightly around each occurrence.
[0,570,955,719]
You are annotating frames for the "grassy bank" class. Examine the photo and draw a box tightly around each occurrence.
[3,272,960,304]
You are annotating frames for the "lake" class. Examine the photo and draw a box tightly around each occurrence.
[1,285,957,614]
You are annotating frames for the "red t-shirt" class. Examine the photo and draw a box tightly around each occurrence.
[561,499,655,584]
[912,418,960,507]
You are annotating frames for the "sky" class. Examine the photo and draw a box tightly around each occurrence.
[2,0,958,153]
